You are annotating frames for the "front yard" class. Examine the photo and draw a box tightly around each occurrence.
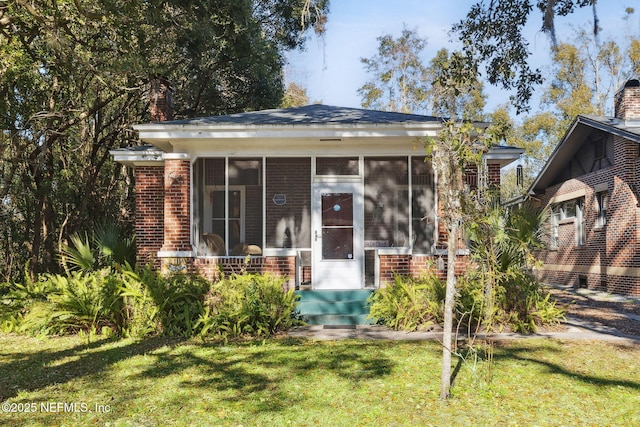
[1,333,638,426]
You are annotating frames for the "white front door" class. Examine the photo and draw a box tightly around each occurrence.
[312,181,364,289]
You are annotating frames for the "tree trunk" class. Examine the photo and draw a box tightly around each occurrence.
[440,219,458,399]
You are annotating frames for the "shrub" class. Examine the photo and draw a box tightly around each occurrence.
[3,266,303,340]
[137,269,210,337]
[2,269,125,336]
[59,222,135,272]
[196,272,301,339]
[0,270,56,332]
[368,272,445,331]
[456,267,566,334]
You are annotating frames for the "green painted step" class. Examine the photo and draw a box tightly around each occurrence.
[295,289,375,325]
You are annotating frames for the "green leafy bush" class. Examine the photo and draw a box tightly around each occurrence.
[0,268,55,332]
[3,266,303,339]
[138,269,210,337]
[2,269,127,336]
[367,272,445,331]
[196,272,301,339]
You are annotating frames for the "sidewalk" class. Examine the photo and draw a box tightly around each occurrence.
[287,286,640,343]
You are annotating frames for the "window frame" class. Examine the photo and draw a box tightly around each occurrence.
[596,191,608,228]
[550,197,585,248]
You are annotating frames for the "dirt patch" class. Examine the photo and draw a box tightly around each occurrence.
[548,287,640,336]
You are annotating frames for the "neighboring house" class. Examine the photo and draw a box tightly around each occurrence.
[112,89,521,291]
[527,78,640,296]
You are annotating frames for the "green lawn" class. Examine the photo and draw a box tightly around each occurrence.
[0,333,638,426]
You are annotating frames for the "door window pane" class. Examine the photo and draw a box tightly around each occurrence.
[321,192,354,260]
[322,228,354,259]
[322,193,353,226]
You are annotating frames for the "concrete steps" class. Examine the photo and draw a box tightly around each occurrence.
[295,289,374,325]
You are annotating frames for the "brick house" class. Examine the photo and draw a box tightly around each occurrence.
[527,78,640,296]
[112,93,521,291]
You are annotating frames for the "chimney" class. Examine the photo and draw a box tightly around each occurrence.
[614,78,640,121]
[149,77,174,122]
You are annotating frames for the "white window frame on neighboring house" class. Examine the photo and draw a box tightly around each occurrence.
[550,197,585,248]
[576,198,585,246]
[550,211,560,250]
[596,191,608,228]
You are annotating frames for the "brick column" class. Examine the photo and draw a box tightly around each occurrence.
[159,153,193,273]
[135,166,164,268]
[487,163,501,187]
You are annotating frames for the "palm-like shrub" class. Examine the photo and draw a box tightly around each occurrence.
[464,202,564,333]
[368,202,564,334]
[59,222,135,272]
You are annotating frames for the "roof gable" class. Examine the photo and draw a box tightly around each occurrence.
[529,114,640,194]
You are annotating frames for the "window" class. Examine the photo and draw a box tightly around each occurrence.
[576,199,585,246]
[550,197,585,248]
[550,212,559,249]
[210,187,244,248]
[596,191,608,227]
[552,200,578,221]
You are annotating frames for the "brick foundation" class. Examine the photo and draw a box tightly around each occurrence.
[378,254,468,286]
[193,256,297,291]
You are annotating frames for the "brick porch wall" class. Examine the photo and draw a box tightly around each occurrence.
[378,254,468,286]
[193,256,297,291]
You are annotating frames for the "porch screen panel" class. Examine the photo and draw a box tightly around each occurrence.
[229,158,263,254]
[194,158,263,256]
[411,157,435,252]
[194,158,226,255]
[265,157,311,248]
[316,157,359,175]
[364,157,409,247]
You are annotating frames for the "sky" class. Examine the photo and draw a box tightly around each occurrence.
[286,0,639,115]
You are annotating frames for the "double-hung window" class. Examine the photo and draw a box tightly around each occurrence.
[550,197,585,248]
[596,191,608,227]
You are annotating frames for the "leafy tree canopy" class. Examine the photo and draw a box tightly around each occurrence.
[452,0,599,114]
[0,0,328,279]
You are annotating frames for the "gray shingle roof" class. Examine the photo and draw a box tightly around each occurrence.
[157,104,447,126]
[579,114,640,140]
